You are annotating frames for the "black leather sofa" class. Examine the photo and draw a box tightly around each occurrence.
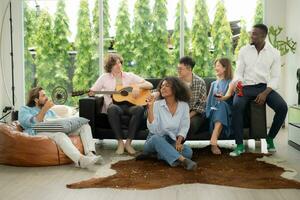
[79,78,267,141]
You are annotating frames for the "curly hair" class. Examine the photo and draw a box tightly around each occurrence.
[157,76,191,103]
[104,53,124,73]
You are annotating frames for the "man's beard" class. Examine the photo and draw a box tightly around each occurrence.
[38,99,48,108]
[37,102,45,108]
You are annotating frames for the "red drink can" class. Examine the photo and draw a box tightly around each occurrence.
[237,81,243,97]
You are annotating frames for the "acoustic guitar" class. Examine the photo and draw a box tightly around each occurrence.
[72,85,151,106]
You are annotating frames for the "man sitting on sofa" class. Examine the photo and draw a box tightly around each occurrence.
[230,24,288,156]
[18,86,103,169]
[177,56,207,136]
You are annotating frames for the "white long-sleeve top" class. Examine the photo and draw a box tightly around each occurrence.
[234,43,281,90]
[147,99,190,141]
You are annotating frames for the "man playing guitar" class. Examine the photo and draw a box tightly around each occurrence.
[89,53,153,155]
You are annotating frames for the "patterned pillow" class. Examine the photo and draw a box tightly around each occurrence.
[32,117,89,133]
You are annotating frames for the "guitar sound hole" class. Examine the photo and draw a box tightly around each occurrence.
[120,90,128,96]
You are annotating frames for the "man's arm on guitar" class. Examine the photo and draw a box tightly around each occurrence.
[89,74,105,97]
[132,80,153,98]
[137,80,153,90]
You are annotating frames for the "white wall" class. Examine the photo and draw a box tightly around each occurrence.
[264,0,287,126]
[264,0,299,127]
[0,0,24,119]
[285,0,300,106]
[264,0,286,30]
[265,1,299,98]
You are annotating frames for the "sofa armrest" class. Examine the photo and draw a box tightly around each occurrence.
[249,101,267,139]
[79,96,104,137]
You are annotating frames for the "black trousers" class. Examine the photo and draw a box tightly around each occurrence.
[188,113,206,137]
[107,104,144,140]
[232,84,288,145]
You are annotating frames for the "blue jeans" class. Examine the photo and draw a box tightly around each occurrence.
[143,133,193,166]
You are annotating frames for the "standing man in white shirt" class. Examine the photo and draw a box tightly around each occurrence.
[230,24,288,156]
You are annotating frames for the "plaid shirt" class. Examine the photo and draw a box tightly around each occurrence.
[188,73,206,115]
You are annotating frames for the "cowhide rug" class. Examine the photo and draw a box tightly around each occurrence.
[67,147,300,190]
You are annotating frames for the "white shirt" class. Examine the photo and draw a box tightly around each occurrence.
[147,99,190,141]
[234,43,281,90]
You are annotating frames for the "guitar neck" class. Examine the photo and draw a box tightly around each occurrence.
[94,91,120,95]
[72,86,150,106]
[72,90,119,97]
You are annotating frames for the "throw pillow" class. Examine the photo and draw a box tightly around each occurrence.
[32,117,89,134]
[50,105,74,118]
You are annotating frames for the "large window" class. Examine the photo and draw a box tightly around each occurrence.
[24,0,100,106]
[107,0,179,77]
[24,0,263,106]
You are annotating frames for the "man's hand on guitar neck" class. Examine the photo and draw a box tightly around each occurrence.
[88,90,95,97]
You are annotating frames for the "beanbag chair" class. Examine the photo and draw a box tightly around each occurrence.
[0,122,83,167]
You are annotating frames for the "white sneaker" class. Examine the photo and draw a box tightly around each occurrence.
[78,156,97,169]
[87,152,105,165]
[95,155,104,165]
